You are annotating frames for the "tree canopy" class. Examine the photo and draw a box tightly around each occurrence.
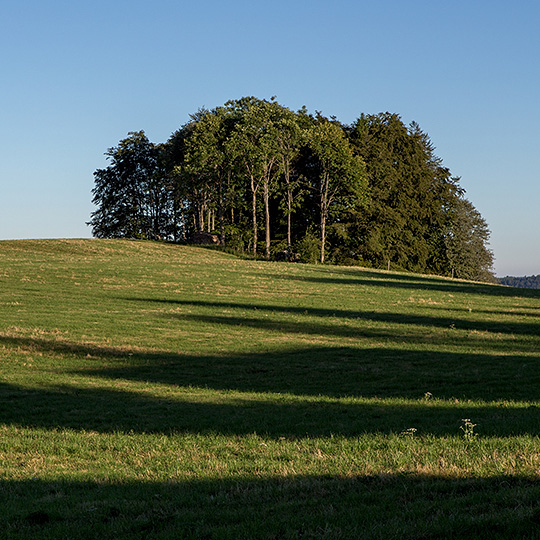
[89,97,496,282]
[499,275,540,289]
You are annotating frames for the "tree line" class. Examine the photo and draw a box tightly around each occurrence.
[89,96,496,282]
[498,275,540,289]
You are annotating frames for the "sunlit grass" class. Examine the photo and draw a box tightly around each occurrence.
[1,239,540,538]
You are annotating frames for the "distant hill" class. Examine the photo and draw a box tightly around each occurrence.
[499,275,540,289]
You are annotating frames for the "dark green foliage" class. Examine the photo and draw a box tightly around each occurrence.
[445,197,496,282]
[294,228,321,263]
[306,116,368,263]
[89,132,173,240]
[347,113,494,280]
[349,114,452,273]
[499,275,540,289]
[89,100,495,282]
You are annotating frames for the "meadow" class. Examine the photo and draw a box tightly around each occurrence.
[1,239,540,539]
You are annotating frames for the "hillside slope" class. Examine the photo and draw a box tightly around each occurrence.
[1,239,540,539]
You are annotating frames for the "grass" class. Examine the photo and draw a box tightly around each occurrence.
[1,238,540,538]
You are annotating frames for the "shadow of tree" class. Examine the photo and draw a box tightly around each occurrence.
[2,475,540,539]
[119,296,540,339]
[270,268,540,298]
[2,379,540,436]
[1,334,539,403]
[2,338,540,437]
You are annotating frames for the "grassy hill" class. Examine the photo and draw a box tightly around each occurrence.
[1,239,540,539]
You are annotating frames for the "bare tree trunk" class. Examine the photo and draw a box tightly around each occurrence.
[320,175,328,264]
[283,160,292,250]
[251,177,257,257]
[219,178,225,245]
[320,212,326,264]
[264,180,270,260]
[173,198,178,242]
[180,203,185,240]
[287,190,292,250]
[198,199,204,232]
[228,170,234,225]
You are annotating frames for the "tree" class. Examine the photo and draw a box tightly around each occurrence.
[274,107,306,250]
[349,113,458,273]
[161,122,200,241]
[308,118,367,263]
[445,196,496,282]
[89,131,170,239]
[89,98,496,281]
[184,107,232,244]
[226,97,283,258]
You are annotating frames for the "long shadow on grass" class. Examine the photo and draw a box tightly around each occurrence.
[2,335,540,402]
[2,475,540,539]
[2,334,540,403]
[146,297,540,338]
[270,268,540,298]
[2,337,540,436]
[2,379,540,436]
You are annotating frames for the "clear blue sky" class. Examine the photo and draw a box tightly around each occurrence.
[1,0,538,276]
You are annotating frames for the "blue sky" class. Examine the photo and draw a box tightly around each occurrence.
[1,1,538,276]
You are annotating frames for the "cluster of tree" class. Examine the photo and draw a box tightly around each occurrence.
[498,275,540,289]
[89,96,496,282]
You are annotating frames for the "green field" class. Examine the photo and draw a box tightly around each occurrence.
[1,239,540,539]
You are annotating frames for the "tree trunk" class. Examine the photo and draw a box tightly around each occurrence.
[287,190,292,250]
[228,170,234,225]
[179,203,185,240]
[198,200,204,232]
[282,158,293,250]
[251,176,257,257]
[264,180,270,260]
[320,211,326,264]
[320,174,329,264]
[172,198,178,242]
[219,178,225,245]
